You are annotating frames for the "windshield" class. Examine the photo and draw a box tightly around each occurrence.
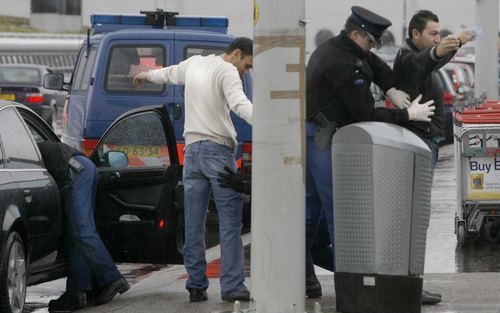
[0,67,41,85]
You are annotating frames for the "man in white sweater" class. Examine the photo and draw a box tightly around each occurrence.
[133,37,253,303]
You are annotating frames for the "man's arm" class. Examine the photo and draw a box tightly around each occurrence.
[221,67,253,125]
[133,57,193,87]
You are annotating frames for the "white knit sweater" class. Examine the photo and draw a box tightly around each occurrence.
[146,54,253,151]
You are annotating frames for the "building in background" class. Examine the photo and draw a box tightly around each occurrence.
[31,0,82,32]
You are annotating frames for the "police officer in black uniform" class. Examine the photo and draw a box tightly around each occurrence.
[305,6,435,301]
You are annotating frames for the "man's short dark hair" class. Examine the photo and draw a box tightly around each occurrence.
[344,16,367,37]
[225,37,253,56]
[408,10,439,39]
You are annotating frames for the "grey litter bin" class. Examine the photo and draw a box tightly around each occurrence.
[332,122,432,313]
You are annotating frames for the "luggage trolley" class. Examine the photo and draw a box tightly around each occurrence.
[453,97,500,246]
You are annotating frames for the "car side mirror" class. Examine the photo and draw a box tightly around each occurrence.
[43,73,66,90]
[104,151,128,167]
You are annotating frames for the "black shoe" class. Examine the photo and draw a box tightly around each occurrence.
[48,291,87,313]
[92,277,130,306]
[422,290,442,305]
[221,289,250,302]
[188,288,208,302]
[306,274,322,298]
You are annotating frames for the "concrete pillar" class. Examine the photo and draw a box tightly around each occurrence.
[475,0,499,98]
[251,0,306,312]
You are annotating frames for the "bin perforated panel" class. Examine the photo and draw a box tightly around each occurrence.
[410,154,432,275]
[375,151,412,274]
[334,149,374,272]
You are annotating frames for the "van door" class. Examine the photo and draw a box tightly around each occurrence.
[90,106,181,264]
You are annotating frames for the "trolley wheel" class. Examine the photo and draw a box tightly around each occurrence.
[457,223,466,247]
[481,219,500,244]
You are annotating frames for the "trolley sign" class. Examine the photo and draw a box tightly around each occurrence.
[467,156,500,200]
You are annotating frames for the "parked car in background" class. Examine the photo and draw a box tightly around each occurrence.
[435,68,465,144]
[0,101,183,313]
[443,62,475,99]
[0,64,66,134]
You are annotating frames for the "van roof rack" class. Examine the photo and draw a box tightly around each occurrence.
[139,9,178,27]
[90,10,229,34]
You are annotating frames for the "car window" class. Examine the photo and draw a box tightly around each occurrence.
[0,67,41,85]
[80,47,97,91]
[105,45,165,93]
[25,123,46,143]
[184,46,225,59]
[72,46,97,91]
[93,111,170,168]
[0,108,42,169]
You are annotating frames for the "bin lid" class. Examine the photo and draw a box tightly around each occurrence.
[333,122,431,157]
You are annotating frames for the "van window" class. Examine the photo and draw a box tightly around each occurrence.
[184,46,225,59]
[105,45,165,93]
[72,46,97,91]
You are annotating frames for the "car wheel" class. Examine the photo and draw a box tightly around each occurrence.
[0,232,27,313]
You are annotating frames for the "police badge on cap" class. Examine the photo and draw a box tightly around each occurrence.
[350,6,392,44]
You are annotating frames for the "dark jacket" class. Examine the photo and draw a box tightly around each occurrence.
[306,30,409,127]
[393,39,455,140]
[37,141,84,188]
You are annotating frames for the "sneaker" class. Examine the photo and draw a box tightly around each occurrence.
[188,288,208,302]
[92,277,130,306]
[48,291,87,313]
[306,274,322,298]
[422,290,442,305]
[221,289,250,302]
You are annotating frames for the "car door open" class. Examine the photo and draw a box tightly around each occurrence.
[90,106,181,264]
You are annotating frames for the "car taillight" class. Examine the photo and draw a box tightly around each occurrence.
[81,138,99,157]
[443,90,455,106]
[242,142,252,161]
[241,142,252,176]
[25,93,44,104]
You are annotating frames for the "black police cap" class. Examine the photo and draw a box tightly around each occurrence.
[350,6,392,42]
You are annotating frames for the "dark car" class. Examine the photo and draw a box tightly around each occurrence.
[0,101,183,313]
[0,64,66,134]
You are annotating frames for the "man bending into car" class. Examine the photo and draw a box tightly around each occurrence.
[37,141,129,313]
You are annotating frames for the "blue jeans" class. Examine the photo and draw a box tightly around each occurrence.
[63,155,122,291]
[423,137,440,172]
[183,141,247,296]
[306,122,335,276]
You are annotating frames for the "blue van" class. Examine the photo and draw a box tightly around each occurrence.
[51,10,252,173]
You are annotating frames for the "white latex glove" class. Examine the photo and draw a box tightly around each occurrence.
[407,94,435,122]
[385,87,411,109]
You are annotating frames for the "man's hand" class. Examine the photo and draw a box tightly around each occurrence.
[385,87,411,109]
[407,94,435,122]
[133,72,149,88]
[458,30,476,46]
[217,166,250,194]
[435,35,460,57]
